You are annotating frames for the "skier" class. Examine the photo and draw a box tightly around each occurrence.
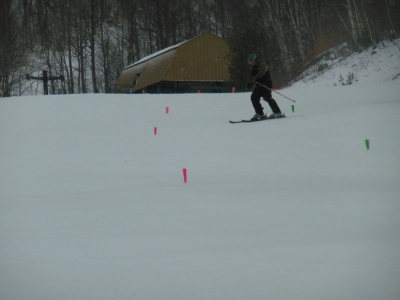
[246,53,282,120]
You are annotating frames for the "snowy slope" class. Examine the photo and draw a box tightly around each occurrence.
[1,42,400,300]
[293,38,400,87]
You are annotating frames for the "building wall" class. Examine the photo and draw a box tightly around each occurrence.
[164,33,230,82]
[115,32,231,94]
[115,49,178,93]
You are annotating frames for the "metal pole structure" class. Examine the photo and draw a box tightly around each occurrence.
[26,70,64,95]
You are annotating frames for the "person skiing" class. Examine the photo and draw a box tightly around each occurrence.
[246,53,282,120]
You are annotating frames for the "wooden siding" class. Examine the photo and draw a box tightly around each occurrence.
[115,32,230,93]
[115,48,178,93]
[164,33,230,81]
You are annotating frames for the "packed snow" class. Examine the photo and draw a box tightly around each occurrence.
[1,40,400,300]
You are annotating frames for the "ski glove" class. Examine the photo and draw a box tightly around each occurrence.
[246,77,255,90]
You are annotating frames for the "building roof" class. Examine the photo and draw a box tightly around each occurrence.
[115,32,230,93]
[124,41,185,69]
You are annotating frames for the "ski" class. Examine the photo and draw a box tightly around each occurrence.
[229,114,286,123]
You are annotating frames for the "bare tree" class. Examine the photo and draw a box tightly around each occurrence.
[2,0,400,96]
[0,0,30,96]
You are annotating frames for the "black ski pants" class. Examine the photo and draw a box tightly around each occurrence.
[251,85,281,115]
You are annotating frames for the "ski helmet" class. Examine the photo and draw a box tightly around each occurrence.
[247,53,257,64]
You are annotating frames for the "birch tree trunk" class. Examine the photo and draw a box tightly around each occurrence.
[347,0,359,44]
[260,0,292,76]
[89,0,98,93]
[361,0,374,45]
[99,7,109,92]
[66,0,74,93]
[386,0,398,39]
[286,0,306,62]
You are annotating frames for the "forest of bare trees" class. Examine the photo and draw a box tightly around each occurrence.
[1,0,399,96]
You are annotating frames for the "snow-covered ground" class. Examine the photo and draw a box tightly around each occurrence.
[1,41,400,300]
[294,38,400,87]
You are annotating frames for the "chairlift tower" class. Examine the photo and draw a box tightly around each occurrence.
[26,70,64,95]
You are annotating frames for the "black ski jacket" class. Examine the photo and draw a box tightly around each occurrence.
[250,61,272,88]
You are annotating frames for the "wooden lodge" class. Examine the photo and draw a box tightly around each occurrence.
[115,32,231,94]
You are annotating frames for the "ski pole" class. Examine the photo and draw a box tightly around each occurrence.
[255,82,296,103]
